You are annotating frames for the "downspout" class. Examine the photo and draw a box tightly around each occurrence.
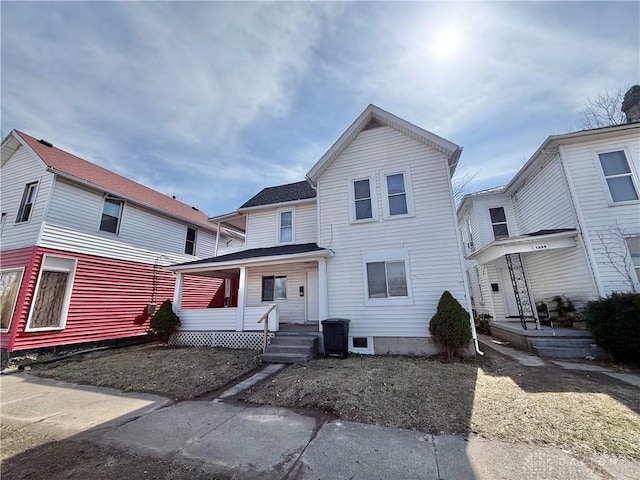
[446,155,483,355]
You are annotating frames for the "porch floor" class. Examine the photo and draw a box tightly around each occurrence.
[491,321,593,338]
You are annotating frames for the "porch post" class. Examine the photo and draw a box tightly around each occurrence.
[318,257,328,330]
[214,221,221,257]
[172,272,184,313]
[236,266,247,331]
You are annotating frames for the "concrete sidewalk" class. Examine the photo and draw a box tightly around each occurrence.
[2,374,637,480]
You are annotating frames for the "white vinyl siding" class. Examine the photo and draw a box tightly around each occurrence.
[245,203,317,248]
[246,265,305,324]
[469,194,517,249]
[318,125,468,338]
[46,179,216,258]
[562,133,640,294]
[511,156,576,234]
[0,145,54,250]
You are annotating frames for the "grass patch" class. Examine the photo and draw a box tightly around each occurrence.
[245,354,640,459]
[32,346,260,400]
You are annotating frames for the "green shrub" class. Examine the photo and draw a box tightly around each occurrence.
[148,300,181,343]
[585,293,640,363]
[429,291,472,360]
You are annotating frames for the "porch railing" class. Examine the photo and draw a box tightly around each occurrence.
[257,304,278,352]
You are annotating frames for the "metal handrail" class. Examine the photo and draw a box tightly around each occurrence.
[257,304,277,352]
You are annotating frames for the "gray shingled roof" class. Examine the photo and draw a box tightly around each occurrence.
[240,180,316,209]
[171,243,325,267]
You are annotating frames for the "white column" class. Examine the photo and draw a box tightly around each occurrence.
[236,266,247,331]
[318,257,328,331]
[172,272,184,313]
[214,222,221,257]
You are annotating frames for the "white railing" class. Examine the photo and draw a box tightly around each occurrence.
[257,304,278,352]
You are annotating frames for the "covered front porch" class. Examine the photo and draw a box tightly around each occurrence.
[166,244,333,350]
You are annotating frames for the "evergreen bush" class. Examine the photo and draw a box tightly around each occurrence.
[148,299,181,343]
[429,291,472,360]
[585,293,640,363]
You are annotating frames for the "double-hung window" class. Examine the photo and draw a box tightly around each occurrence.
[185,226,197,255]
[489,207,509,239]
[625,237,640,288]
[262,276,287,301]
[353,179,373,221]
[100,196,123,234]
[598,150,639,203]
[279,210,293,243]
[16,182,38,223]
[381,168,414,218]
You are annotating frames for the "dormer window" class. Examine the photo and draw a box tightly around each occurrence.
[489,207,509,239]
[279,210,293,244]
[100,196,123,234]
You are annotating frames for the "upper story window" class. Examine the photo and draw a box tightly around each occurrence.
[279,210,293,243]
[99,196,123,234]
[598,151,639,203]
[185,226,197,255]
[381,168,414,218]
[354,179,373,220]
[262,275,287,301]
[489,207,509,240]
[15,182,39,223]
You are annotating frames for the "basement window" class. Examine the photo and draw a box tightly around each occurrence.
[350,336,373,355]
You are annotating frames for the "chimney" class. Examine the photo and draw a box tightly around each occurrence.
[621,85,640,123]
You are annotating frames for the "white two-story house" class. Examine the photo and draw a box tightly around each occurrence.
[168,105,478,355]
[0,130,235,357]
[458,103,640,328]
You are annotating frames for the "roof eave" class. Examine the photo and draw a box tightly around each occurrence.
[237,196,316,213]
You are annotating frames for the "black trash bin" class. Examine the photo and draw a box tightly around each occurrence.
[321,318,350,359]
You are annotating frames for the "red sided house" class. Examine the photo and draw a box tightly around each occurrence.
[0,130,238,359]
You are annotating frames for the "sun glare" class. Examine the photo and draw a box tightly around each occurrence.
[431,26,462,60]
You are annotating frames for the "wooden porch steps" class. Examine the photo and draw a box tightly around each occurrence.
[261,327,319,364]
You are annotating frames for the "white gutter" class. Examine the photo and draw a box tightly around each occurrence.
[237,197,316,213]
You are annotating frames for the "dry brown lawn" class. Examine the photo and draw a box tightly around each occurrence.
[244,354,640,459]
[32,345,260,400]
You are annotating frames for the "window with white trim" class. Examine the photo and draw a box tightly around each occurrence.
[598,150,639,203]
[185,226,197,255]
[100,196,123,234]
[262,276,287,301]
[353,178,374,221]
[0,268,24,331]
[15,182,38,223]
[381,168,414,218]
[466,217,475,249]
[350,336,374,355]
[366,261,408,298]
[279,210,293,243]
[26,256,77,331]
[625,237,640,286]
[489,207,509,239]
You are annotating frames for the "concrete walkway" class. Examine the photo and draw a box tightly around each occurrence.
[477,334,640,388]
[2,373,638,480]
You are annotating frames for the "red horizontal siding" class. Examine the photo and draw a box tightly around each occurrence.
[0,246,37,350]
[9,247,222,352]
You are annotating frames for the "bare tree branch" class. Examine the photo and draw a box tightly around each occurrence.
[594,224,635,290]
[452,160,479,205]
[578,88,627,130]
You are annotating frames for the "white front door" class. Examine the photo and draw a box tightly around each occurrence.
[306,270,319,323]
[499,268,520,317]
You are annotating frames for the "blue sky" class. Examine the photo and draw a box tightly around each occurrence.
[2,2,638,216]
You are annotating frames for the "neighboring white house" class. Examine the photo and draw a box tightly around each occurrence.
[168,105,478,355]
[0,130,236,355]
[458,119,640,326]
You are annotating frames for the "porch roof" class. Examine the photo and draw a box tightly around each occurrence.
[468,229,578,265]
[166,243,332,273]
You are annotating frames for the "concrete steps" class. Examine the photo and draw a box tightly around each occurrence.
[530,337,605,359]
[261,328,319,364]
